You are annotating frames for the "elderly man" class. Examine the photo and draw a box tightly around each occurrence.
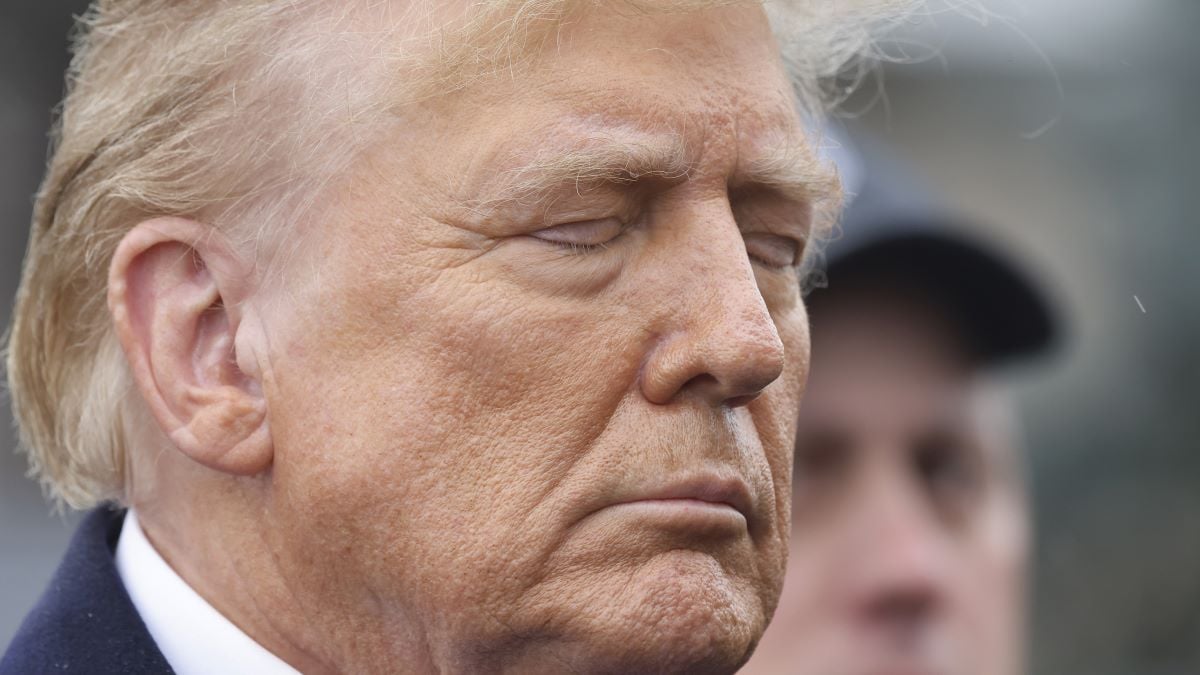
[741,135,1058,675]
[1,2,917,674]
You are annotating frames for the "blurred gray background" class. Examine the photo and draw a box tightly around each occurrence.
[837,3,1200,672]
[2,2,1197,673]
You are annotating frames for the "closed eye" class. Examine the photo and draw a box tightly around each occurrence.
[529,217,625,253]
[730,191,809,271]
[743,232,801,269]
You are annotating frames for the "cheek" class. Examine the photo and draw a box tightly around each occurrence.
[934,502,1028,673]
[260,251,650,610]
[965,501,1030,620]
[764,300,810,525]
[738,300,809,608]
[776,540,835,626]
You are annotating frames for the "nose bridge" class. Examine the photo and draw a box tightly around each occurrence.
[701,263,783,360]
[680,202,783,354]
[638,199,787,407]
[850,453,948,581]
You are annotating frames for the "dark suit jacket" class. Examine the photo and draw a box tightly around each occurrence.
[1,508,174,674]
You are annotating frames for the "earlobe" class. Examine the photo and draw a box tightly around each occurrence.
[108,217,273,476]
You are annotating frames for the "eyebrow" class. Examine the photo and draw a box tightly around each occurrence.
[471,132,692,212]
[739,136,843,235]
[469,129,841,226]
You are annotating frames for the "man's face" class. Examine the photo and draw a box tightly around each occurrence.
[249,6,818,672]
[745,288,1029,675]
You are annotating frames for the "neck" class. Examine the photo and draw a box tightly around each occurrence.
[133,458,580,674]
[133,472,337,672]
[132,476,456,673]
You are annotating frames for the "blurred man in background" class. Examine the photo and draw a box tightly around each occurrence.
[743,134,1058,675]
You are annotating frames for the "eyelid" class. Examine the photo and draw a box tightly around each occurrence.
[530,217,625,247]
[732,198,810,270]
[743,232,802,269]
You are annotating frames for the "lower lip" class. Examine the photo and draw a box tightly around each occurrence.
[600,498,747,533]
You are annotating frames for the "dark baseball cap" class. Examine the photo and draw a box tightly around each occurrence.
[812,131,1060,366]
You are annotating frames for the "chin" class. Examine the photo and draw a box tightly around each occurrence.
[556,550,768,675]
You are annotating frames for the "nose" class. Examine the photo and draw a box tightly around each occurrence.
[639,214,787,409]
[845,464,949,634]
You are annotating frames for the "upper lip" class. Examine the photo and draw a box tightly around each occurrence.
[612,473,755,520]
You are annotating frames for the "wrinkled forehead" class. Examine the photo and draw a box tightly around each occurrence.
[336,1,784,109]
[379,5,832,220]
[453,102,828,208]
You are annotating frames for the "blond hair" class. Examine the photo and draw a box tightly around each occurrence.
[5,0,920,510]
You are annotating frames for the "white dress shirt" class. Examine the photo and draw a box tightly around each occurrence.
[115,509,301,675]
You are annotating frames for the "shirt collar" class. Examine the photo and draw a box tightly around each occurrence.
[115,509,301,675]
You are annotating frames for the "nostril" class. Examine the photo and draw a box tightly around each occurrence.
[680,373,720,398]
[679,373,763,408]
[859,588,939,644]
[725,393,760,408]
[874,591,935,624]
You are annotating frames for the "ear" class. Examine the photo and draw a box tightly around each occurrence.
[108,217,271,476]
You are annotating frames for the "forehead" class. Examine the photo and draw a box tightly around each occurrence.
[802,288,978,432]
[437,5,802,147]
[538,6,798,135]
[407,5,822,217]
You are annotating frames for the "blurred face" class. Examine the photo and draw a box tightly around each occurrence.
[250,6,822,673]
[744,287,1029,675]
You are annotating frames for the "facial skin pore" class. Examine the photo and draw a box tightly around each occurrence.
[742,287,1029,675]
[107,5,829,674]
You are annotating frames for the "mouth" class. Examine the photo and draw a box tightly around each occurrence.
[597,473,756,533]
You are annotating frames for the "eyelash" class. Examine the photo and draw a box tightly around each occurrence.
[540,221,630,256]
[539,218,804,272]
[738,211,806,271]
[554,242,801,283]
[748,254,792,271]
[559,242,610,255]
